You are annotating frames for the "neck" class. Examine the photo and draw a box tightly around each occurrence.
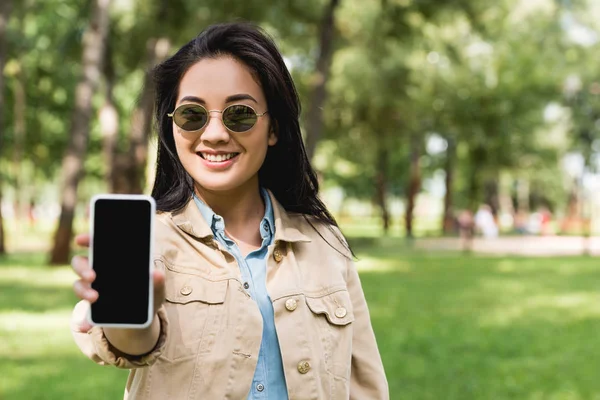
[194,178,265,238]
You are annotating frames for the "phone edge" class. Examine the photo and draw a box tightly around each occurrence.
[86,194,156,330]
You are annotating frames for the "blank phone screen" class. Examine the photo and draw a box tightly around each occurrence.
[91,198,152,325]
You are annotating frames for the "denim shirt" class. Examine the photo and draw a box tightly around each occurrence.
[193,189,288,400]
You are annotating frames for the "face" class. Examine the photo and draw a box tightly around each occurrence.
[172,56,277,195]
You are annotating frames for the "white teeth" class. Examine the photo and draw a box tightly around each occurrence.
[202,153,237,162]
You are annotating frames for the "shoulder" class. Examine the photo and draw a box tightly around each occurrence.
[152,210,186,256]
[154,211,177,236]
[155,210,173,226]
[288,213,352,259]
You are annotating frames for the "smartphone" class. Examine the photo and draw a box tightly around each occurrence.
[87,194,155,328]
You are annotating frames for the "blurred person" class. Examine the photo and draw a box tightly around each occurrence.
[474,204,498,238]
[540,206,553,236]
[513,210,528,234]
[69,22,388,400]
[457,209,474,252]
[27,199,36,228]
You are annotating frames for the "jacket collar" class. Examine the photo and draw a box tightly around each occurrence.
[269,190,311,243]
[171,198,213,240]
[171,189,311,243]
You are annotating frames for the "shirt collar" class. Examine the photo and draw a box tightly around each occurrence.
[172,189,311,243]
[192,188,275,241]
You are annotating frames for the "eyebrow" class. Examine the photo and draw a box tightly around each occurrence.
[178,94,258,105]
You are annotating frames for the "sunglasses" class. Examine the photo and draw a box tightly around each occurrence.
[167,104,268,133]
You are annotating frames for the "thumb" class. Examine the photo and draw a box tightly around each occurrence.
[152,269,165,314]
[71,300,93,334]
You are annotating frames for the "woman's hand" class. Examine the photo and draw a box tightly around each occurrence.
[71,234,166,336]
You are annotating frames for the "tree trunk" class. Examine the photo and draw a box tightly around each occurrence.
[125,37,170,194]
[516,178,529,214]
[303,0,340,161]
[0,0,13,255]
[483,177,500,216]
[375,143,390,235]
[467,145,485,212]
[100,40,119,192]
[405,133,421,239]
[560,179,578,234]
[50,0,111,265]
[442,137,455,234]
[12,65,26,218]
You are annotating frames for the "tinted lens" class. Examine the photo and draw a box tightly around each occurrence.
[223,105,258,132]
[174,105,208,131]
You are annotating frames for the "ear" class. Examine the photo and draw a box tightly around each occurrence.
[267,122,278,146]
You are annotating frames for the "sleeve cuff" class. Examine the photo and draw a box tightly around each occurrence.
[89,305,169,369]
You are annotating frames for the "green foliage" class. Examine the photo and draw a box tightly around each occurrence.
[1,0,599,227]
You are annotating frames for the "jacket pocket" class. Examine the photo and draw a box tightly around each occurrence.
[162,271,228,362]
[305,289,355,380]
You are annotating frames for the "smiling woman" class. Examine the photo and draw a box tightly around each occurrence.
[169,56,276,193]
[69,22,389,400]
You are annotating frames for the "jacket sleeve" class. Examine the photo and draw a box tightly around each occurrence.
[70,300,169,369]
[346,259,390,399]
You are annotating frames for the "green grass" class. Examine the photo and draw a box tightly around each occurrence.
[0,253,128,400]
[2,243,600,399]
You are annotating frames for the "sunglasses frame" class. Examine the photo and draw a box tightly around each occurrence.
[167,103,268,133]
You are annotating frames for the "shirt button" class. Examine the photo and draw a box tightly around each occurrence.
[262,221,269,231]
[273,248,283,263]
[243,282,250,290]
[285,298,298,311]
[180,286,193,296]
[256,383,265,392]
[297,360,311,374]
[335,307,347,318]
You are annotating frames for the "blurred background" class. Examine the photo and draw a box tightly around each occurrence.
[1,0,600,398]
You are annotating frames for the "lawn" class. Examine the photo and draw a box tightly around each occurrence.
[1,241,600,399]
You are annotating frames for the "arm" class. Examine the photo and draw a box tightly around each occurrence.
[70,232,169,369]
[346,259,390,399]
[70,300,169,369]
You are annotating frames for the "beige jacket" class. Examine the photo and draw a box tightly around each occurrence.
[71,192,389,399]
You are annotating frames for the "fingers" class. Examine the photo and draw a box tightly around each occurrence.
[71,256,98,302]
[73,280,98,303]
[152,269,165,313]
[72,255,95,281]
[153,269,165,287]
[75,234,90,248]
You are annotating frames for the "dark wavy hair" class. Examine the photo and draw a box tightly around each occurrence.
[150,22,350,254]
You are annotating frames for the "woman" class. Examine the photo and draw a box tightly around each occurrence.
[70,22,388,400]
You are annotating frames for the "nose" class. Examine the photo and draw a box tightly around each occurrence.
[201,111,230,144]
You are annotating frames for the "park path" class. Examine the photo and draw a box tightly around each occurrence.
[415,235,600,256]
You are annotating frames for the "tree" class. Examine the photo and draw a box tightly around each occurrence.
[303,0,340,161]
[50,0,111,265]
[0,0,13,255]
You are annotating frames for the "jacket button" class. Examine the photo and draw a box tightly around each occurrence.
[180,286,193,296]
[285,298,298,311]
[273,248,283,263]
[297,360,311,374]
[335,307,347,318]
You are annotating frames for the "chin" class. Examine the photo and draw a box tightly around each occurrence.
[192,177,249,193]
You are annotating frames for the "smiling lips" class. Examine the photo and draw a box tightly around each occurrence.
[199,152,240,162]
[197,152,240,170]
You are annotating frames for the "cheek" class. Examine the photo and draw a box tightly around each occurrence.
[173,129,194,153]
[244,134,270,161]
[172,132,196,170]
[173,134,185,158]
